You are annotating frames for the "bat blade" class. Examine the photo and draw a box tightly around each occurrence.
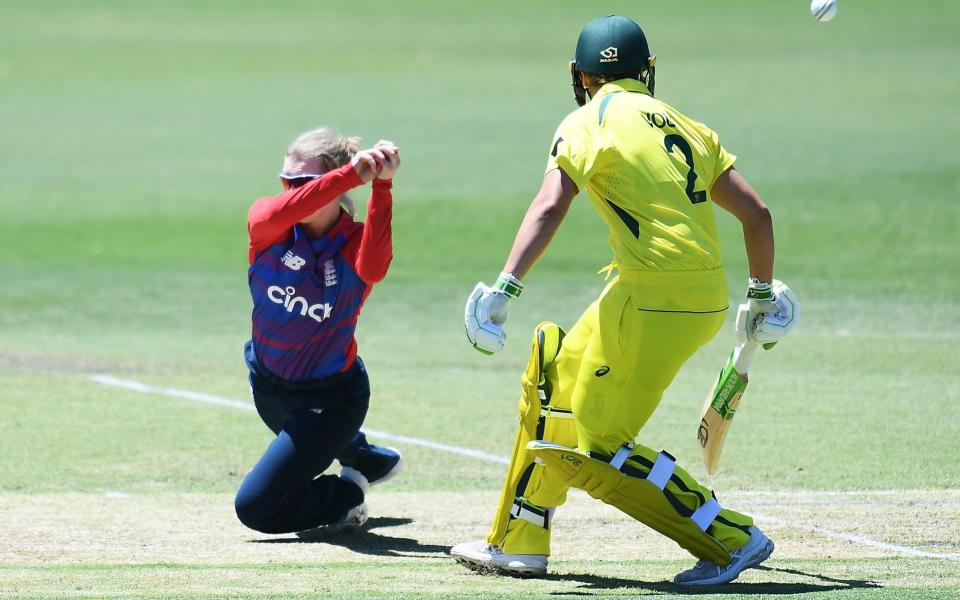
[698,348,751,474]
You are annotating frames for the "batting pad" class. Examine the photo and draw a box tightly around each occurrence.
[486,321,574,555]
[526,441,731,566]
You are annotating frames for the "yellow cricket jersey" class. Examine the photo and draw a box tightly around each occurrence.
[546,79,736,272]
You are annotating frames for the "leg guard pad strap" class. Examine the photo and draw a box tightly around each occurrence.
[527,441,731,566]
[541,406,575,419]
[609,443,634,470]
[691,497,722,532]
[510,498,553,529]
[647,451,676,490]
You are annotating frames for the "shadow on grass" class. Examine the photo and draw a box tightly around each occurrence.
[252,525,882,595]
[250,517,450,558]
[545,565,882,596]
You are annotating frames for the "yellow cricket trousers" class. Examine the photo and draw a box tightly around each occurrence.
[497,268,754,555]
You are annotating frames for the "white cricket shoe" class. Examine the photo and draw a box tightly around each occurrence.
[674,526,774,585]
[329,502,369,531]
[450,540,547,577]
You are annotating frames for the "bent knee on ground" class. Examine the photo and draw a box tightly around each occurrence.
[234,489,284,534]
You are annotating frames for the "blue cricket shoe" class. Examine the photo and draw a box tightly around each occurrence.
[339,432,402,492]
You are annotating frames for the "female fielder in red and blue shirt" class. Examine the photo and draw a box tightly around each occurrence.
[234,128,402,533]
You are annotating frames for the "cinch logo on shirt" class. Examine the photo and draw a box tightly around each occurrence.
[267,285,333,323]
[600,47,619,62]
[282,251,306,271]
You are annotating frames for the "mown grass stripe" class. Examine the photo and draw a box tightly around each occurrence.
[89,374,509,464]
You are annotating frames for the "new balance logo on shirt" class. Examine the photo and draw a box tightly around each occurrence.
[282,251,306,270]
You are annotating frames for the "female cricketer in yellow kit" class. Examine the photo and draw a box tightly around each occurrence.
[454,16,797,585]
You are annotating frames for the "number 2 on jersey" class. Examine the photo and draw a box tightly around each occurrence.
[663,134,706,204]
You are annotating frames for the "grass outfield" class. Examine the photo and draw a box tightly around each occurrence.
[1,0,959,598]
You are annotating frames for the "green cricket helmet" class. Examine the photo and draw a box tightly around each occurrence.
[570,15,655,105]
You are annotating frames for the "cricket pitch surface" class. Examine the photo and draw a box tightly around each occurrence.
[3,490,957,599]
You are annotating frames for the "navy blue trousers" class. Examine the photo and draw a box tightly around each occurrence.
[235,343,369,534]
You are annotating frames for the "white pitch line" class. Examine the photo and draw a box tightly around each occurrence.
[88,376,960,498]
[90,375,257,412]
[742,489,960,498]
[89,374,509,465]
[755,513,960,562]
[358,428,509,465]
[89,374,960,561]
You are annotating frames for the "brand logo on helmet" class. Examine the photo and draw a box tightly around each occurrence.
[599,46,619,63]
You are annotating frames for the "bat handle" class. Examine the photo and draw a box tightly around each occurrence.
[732,341,759,374]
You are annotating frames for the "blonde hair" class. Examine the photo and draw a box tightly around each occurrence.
[286,127,360,216]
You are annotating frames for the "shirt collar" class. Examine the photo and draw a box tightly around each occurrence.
[311,210,354,252]
[291,210,353,253]
[593,78,651,100]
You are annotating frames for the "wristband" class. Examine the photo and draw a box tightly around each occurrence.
[494,271,523,299]
[746,277,772,301]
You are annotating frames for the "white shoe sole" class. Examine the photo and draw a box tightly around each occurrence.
[327,503,369,533]
[450,548,546,578]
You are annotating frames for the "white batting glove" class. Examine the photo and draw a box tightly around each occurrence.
[736,279,798,348]
[464,272,523,355]
[753,280,799,347]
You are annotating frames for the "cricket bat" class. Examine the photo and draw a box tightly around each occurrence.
[697,341,759,474]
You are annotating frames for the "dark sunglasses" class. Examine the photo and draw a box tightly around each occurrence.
[279,172,325,191]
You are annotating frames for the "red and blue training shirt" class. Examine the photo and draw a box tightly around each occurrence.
[247,163,393,381]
